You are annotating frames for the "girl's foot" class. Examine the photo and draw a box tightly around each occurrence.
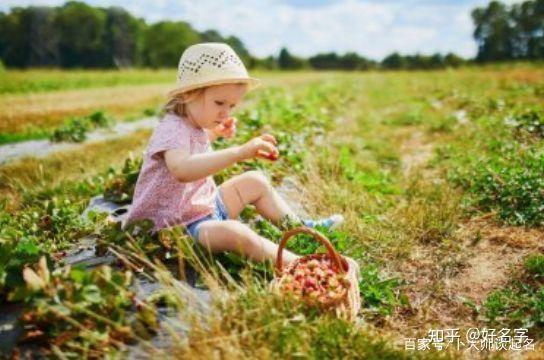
[302,214,344,231]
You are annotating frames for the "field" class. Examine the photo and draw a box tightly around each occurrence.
[0,66,543,359]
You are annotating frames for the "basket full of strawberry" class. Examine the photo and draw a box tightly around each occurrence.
[271,227,361,321]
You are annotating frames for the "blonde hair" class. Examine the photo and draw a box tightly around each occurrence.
[162,82,249,118]
[163,87,207,118]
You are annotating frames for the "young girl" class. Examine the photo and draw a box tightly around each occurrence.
[125,43,343,267]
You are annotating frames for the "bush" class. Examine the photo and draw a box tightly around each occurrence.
[50,117,89,142]
[504,107,544,140]
[49,110,113,143]
[103,156,143,204]
[459,149,544,227]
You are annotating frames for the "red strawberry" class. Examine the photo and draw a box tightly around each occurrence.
[304,277,317,289]
[224,118,234,128]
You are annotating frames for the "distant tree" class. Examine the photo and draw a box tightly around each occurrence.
[510,0,544,59]
[309,52,339,69]
[0,7,60,67]
[309,52,376,70]
[104,7,143,68]
[429,53,445,69]
[472,1,513,61]
[248,55,278,70]
[224,35,252,66]
[278,47,306,69]
[0,2,259,69]
[200,29,223,43]
[142,21,200,68]
[340,52,374,70]
[0,9,26,67]
[382,52,406,69]
[55,1,108,67]
[444,52,465,67]
[26,7,60,67]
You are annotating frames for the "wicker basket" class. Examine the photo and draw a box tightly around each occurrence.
[270,226,361,322]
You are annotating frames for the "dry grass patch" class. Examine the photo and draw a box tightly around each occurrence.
[0,129,151,209]
[0,84,170,133]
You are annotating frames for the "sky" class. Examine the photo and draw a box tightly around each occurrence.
[0,0,524,60]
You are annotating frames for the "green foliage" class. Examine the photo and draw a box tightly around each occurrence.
[309,52,377,70]
[483,253,544,337]
[456,148,544,227]
[389,109,423,126]
[0,129,49,145]
[0,238,48,302]
[505,107,544,140]
[472,0,544,61]
[209,281,417,360]
[381,52,466,70]
[18,262,159,356]
[339,146,400,195]
[358,264,403,318]
[50,117,89,142]
[50,110,113,143]
[88,110,113,128]
[278,47,307,70]
[142,21,200,68]
[103,155,142,204]
[0,69,175,95]
[525,254,544,278]
[0,197,94,251]
[95,218,187,264]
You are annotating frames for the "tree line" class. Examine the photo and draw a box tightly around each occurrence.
[0,0,542,70]
[472,0,544,61]
[0,1,251,69]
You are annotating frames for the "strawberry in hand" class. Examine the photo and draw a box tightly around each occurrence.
[257,149,279,161]
[240,133,281,162]
[212,117,237,139]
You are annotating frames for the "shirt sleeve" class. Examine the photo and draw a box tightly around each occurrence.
[146,117,190,160]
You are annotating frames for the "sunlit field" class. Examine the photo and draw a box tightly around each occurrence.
[1,66,543,359]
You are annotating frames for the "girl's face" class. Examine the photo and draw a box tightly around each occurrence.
[185,83,247,129]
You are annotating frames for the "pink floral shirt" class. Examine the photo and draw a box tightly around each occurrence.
[124,113,217,232]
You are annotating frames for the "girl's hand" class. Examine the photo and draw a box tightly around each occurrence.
[212,117,237,139]
[239,134,279,161]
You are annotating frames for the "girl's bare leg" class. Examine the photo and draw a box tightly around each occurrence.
[219,170,300,226]
[197,220,299,265]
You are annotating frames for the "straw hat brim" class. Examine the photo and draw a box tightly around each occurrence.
[169,77,261,95]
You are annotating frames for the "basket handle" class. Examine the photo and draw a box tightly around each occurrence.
[275,226,345,275]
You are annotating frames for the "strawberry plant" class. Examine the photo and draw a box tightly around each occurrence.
[460,148,544,227]
[16,259,159,357]
[49,111,114,143]
[504,107,544,140]
[50,117,89,142]
[103,156,143,204]
[0,237,48,302]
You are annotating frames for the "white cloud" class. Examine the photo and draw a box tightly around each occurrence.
[0,0,527,59]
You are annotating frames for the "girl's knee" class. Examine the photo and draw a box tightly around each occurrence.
[242,170,270,190]
[241,170,271,193]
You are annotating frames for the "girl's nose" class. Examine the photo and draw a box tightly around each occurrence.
[219,110,230,120]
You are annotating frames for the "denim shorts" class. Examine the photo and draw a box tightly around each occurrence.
[186,189,229,241]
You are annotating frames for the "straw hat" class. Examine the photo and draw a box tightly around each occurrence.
[172,42,260,94]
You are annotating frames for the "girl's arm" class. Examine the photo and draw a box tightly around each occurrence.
[164,134,278,183]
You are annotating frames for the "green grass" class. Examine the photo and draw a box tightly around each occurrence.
[1,67,544,357]
[483,254,544,338]
[0,68,176,94]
